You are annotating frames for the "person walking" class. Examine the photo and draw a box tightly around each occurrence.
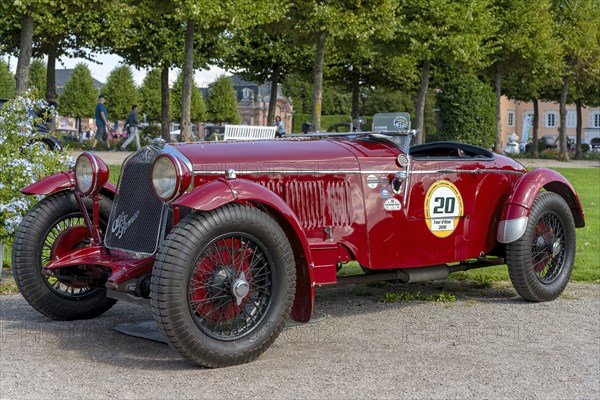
[275,115,285,138]
[91,94,116,151]
[121,104,141,151]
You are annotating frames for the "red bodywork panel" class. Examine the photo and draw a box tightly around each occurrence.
[499,168,585,227]
[22,171,117,198]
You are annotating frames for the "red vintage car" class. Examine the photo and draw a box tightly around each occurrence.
[12,123,584,368]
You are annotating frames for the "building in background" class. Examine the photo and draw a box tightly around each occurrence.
[202,75,293,134]
[500,97,600,147]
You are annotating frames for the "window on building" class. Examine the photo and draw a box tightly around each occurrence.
[507,111,515,127]
[567,111,576,128]
[590,111,600,128]
[544,111,558,128]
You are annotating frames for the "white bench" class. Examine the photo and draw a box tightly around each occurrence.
[220,125,277,141]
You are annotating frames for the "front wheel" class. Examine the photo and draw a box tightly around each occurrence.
[151,204,296,368]
[12,191,116,320]
[506,192,576,301]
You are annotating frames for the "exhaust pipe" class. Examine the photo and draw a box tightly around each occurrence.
[337,265,450,285]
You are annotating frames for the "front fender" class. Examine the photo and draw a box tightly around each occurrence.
[22,172,73,195]
[497,168,585,243]
[22,171,117,198]
[173,178,315,323]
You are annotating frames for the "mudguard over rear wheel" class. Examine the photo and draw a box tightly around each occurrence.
[506,192,576,302]
[12,191,116,320]
[151,204,296,368]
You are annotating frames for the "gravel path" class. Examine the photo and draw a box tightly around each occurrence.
[1,281,598,399]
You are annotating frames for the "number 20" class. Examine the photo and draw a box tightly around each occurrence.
[432,197,455,214]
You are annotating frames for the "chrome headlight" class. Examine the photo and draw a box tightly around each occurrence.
[74,152,109,196]
[151,154,191,202]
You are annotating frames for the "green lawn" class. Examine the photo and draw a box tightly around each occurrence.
[108,165,121,185]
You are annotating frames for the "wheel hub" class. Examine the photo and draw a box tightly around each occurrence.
[232,271,250,305]
[552,240,561,257]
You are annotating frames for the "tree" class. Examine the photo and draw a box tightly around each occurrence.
[173,0,280,141]
[139,68,162,123]
[488,0,560,153]
[28,58,46,94]
[206,76,240,125]
[572,75,600,159]
[58,63,97,132]
[111,1,186,142]
[0,58,15,98]
[437,75,497,148]
[552,0,600,160]
[0,1,131,102]
[101,65,138,122]
[398,0,496,144]
[171,71,206,126]
[220,13,306,125]
[15,13,34,94]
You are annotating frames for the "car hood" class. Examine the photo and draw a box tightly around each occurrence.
[171,139,361,174]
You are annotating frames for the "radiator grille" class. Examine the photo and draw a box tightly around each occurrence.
[104,146,169,255]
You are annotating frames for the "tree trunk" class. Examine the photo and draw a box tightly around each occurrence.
[311,30,328,131]
[45,42,58,132]
[351,69,360,121]
[267,63,281,126]
[161,64,171,143]
[558,79,569,161]
[415,59,430,144]
[532,98,539,159]
[15,13,34,95]
[45,42,58,103]
[494,63,502,153]
[180,20,195,142]
[575,99,582,160]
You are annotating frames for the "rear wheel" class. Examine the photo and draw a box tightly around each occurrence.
[151,204,296,368]
[506,192,576,301]
[12,191,116,320]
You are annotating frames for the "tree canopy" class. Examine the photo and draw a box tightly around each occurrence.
[101,65,138,121]
[171,71,206,123]
[138,68,162,123]
[57,63,97,127]
[206,75,240,125]
[0,58,15,98]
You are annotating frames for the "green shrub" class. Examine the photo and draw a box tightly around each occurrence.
[437,75,496,148]
[0,93,69,241]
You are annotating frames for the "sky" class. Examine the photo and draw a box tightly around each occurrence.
[6,53,227,86]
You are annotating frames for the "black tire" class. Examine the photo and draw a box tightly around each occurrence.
[12,191,117,320]
[506,192,576,302]
[151,204,296,368]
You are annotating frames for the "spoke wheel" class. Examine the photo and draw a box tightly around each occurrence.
[42,215,98,299]
[531,213,565,284]
[507,192,576,302]
[189,234,272,340]
[12,191,116,320]
[151,204,296,368]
